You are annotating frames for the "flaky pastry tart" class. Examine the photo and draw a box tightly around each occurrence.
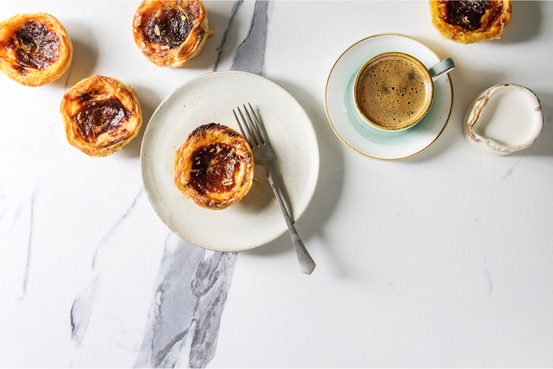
[60,75,143,157]
[174,123,254,210]
[132,0,214,68]
[0,12,72,86]
[430,0,512,44]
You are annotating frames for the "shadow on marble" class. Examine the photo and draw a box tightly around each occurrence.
[511,90,553,157]
[497,1,542,45]
[405,66,507,163]
[244,79,347,272]
[163,4,242,71]
[53,33,98,90]
[120,85,162,158]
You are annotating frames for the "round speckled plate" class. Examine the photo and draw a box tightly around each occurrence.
[141,71,319,252]
[325,34,454,160]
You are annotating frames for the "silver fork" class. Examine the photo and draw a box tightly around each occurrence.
[234,103,316,275]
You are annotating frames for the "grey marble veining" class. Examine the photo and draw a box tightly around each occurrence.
[68,1,270,364]
[91,187,145,269]
[21,189,36,299]
[70,278,98,347]
[134,235,235,368]
[134,1,271,368]
[0,185,37,300]
[3,1,553,367]
[213,0,243,72]
[70,186,145,347]
[231,0,269,75]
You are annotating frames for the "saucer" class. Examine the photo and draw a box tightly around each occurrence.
[325,34,454,161]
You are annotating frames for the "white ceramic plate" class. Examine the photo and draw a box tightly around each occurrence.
[141,71,319,252]
[325,34,454,161]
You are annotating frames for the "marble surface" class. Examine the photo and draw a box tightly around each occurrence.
[1,1,553,367]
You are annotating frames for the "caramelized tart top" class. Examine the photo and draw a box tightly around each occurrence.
[430,0,512,44]
[61,75,143,157]
[132,0,214,68]
[174,123,254,210]
[0,12,72,86]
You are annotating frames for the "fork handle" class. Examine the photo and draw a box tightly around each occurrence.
[266,169,316,275]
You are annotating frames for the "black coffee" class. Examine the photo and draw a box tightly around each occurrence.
[356,54,432,129]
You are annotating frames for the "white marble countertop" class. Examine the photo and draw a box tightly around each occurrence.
[1,1,552,367]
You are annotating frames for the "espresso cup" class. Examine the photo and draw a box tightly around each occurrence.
[353,52,455,132]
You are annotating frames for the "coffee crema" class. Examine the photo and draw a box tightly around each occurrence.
[355,53,433,130]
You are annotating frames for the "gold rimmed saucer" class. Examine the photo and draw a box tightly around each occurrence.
[325,33,454,161]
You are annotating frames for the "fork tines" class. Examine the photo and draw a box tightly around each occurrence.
[233,103,269,148]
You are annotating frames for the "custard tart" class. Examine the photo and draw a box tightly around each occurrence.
[174,123,254,210]
[61,75,143,157]
[132,0,214,68]
[430,0,512,44]
[0,12,72,86]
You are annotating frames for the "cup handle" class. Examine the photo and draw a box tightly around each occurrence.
[428,58,455,80]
